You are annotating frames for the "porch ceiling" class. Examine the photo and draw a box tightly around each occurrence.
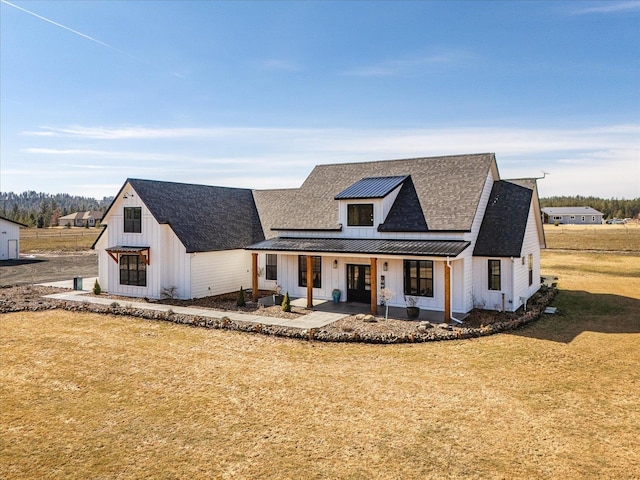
[246,237,470,257]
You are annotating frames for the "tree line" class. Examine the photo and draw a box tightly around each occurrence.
[1,190,638,228]
[0,191,113,228]
[540,196,640,220]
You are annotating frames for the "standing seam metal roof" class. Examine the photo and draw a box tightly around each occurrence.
[335,176,408,199]
[247,237,470,257]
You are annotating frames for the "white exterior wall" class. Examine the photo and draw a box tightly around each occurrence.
[0,219,21,260]
[470,211,541,312]
[95,230,109,289]
[159,224,190,299]
[98,183,194,300]
[191,249,252,298]
[512,202,542,310]
[472,256,513,312]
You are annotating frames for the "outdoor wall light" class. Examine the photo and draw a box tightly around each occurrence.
[333,259,338,269]
[383,262,388,271]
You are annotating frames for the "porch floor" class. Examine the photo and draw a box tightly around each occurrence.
[258,296,467,324]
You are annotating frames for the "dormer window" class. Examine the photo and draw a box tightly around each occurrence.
[124,207,141,233]
[348,204,374,226]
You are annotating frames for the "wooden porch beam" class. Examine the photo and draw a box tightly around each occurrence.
[306,255,313,308]
[370,257,378,316]
[444,261,451,321]
[252,253,259,302]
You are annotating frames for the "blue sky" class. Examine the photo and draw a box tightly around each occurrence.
[1,0,639,199]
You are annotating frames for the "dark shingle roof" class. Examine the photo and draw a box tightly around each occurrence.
[335,176,408,199]
[126,179,264,253]
[248,237,470,257]
[378,176,428,232]
[266,153,497,232]
[252,189,302,239]
[473,180,533,257]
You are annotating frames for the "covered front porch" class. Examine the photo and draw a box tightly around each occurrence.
[247,236,471,319]
[257,292,468,324]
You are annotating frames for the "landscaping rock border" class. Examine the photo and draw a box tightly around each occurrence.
[0,285,557,344]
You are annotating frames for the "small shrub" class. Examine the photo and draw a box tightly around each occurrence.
[236,286,246,307]
[92,280,102,295]
[281,291,291,312]
[161,286,178,299]
[110,301,119,309]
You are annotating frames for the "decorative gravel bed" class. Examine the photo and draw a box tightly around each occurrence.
[0,285,557,344]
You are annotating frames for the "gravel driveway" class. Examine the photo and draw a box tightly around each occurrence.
[0,252,98,287]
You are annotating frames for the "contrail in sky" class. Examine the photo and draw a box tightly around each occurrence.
[1,0,138,60]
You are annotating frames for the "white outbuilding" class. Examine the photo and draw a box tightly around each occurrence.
[0,216,26,261]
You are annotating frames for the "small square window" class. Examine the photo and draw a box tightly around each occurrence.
[347,204,374,226]
[119,254,146,286]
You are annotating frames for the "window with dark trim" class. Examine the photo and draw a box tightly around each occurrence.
[298,255,321,288]
[119,254,147,286]
[488,259,501,291]
[347,204,374,226]
[403,260,433,297]
[265,254,277,281]
[124,207,141,233]
[528,254,533,286]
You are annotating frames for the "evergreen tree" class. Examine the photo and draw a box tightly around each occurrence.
[281,292,291,312]
[236,286,246,307]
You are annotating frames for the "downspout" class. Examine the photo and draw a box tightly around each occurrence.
[446,257,463,325]
[511,257,516,313]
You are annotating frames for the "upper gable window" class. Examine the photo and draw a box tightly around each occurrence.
[347,204,373,227]
[124,207,141,233]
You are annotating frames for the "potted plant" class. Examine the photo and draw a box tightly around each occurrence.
[273,285,283,305]
[332,288,341,304]
[405,296,420,320]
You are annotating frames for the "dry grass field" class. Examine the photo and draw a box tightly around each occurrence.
[543,222,640,251]
[20,228,102,253]
[2,231,639,479]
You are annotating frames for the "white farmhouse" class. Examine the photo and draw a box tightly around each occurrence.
[95,153,545,321]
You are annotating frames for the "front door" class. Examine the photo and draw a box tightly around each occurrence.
[347,264,371,304]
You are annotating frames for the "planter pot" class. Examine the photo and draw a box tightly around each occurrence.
[406,306,420,320]
[273,294,284,305]
[332,290,341,304]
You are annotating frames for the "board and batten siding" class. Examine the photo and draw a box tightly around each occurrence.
[511,202,542,310]
[191,249,252,299]
[0,219,21,260]
[158,224,190,299]
[99,184,194,300]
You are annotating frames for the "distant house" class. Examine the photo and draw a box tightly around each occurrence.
[0,216,26,260]
[94,153,545,319]
[541,207,603,225]
[59,211,104,227]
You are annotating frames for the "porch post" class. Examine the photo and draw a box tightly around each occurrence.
[252,253,259,302]
[370,257,378,316]
[306,255,313,308]
[444,260,451,320]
